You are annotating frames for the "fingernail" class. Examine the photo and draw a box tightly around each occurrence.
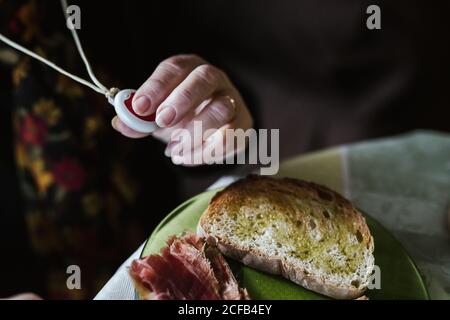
[156,107,176,127]
[111,117,118,130]
[133,96,151,115]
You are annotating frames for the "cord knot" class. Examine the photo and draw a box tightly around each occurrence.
[106,87,120,99]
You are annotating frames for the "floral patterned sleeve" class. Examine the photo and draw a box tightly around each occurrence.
[1,0,177,299]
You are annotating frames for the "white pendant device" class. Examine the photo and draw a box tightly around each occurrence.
[109,89,158,134]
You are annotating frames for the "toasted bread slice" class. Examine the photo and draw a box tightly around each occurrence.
[198,175,374,299]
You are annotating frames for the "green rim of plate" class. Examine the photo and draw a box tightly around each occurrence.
[140,189,429,300]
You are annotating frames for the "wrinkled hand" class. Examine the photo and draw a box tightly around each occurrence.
[112,54,253,165]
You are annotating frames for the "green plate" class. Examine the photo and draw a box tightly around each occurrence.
[141,190,429,300]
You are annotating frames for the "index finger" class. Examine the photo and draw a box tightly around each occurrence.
[132,54,206,116]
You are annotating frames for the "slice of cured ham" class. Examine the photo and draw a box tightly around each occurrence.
[205,246,250,300]
[129,233,250,300]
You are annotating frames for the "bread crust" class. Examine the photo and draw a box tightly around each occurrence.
[198,175,374,299]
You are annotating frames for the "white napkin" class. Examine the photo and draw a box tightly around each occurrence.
[94,243,143,300]
[94,176,240,300]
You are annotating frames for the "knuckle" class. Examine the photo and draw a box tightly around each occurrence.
[184,53,204,62]
[194,64,222,84]
[177,88,195,105]
[142,78,167,98]
[162,54,202,73]
[160,56,185,73]
[209,100,234,123]
[150,77,170,92]
[151,76,171,89]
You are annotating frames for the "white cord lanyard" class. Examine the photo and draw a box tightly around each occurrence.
[0,0,158,133]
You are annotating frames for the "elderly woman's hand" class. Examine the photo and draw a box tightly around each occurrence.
[111,54,253,165]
